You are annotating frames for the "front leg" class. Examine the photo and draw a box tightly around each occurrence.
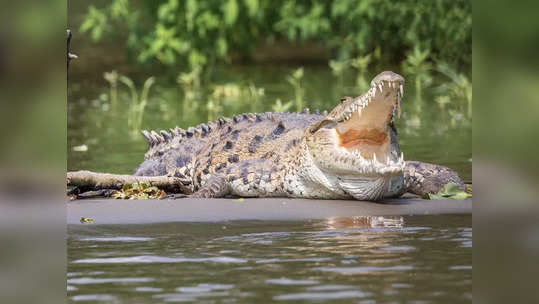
[404,161,466,196]
[190,175,230,198]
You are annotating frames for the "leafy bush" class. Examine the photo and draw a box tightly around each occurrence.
[78,0,471,70]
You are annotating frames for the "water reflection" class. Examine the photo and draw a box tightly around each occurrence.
[325,216,404,229]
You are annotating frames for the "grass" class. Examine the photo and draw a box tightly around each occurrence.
[286,67,305,112]
[103,71,155,136]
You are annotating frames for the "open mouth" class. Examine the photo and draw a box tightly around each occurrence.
[335,78,404,169]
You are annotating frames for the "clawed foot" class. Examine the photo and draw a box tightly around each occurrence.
[161,193,188,199]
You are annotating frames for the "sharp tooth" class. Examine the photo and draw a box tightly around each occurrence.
[378,84,383,92]
[373,154,378,166]
[386,155,390,165]
[399,84,404,97]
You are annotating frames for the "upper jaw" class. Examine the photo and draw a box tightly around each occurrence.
[309,80,404,134]
[336,79,404,124]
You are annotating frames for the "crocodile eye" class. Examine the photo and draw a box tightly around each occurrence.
[340,97,352,104]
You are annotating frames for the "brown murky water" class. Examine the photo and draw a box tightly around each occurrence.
[68,214,471,303]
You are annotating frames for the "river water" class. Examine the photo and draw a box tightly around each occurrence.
[67,64,471,302]
[68,215,471,303]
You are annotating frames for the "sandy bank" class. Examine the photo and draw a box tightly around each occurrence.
[67,196,471,225]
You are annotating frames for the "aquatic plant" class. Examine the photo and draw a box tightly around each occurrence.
[402,46,432,101]
[435,95,451,112]
[435,63,472,117]
[206,98,223,121]
[246,82,265,112]
[208,82,265,114]
[103,70,119,107]
[212,83,242,100]
[272,98,293,113]
[329,59,349,88]
[119,75,155,136]
[177,66,202,94]
[350,53,372,93]
[286,67,305,112]
[177,66,202,119]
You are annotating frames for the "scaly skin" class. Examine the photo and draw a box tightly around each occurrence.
[134,71,465,200]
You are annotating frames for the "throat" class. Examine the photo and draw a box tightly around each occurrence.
[336,128,390,160]
[337,128,388,148]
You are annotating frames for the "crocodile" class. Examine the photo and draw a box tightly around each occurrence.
[133,71,465,201]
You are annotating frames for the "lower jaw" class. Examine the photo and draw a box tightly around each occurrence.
[338,174,395,201]
[328,156,404,176]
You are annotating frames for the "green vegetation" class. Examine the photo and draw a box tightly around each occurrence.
[79,0,471,71]
[422,182,471,200]
[328,59,347,89]
[402,47,432,102]
[435,63,472,118]
[286,67,305,112]
[105,72,155,135]
[271,99,292,113]
[351,53,372,93]
[177,67,202,119]
[111,182,166,199]
[100,62,472,135]
[75,1,471,136]
[103,70,119,107]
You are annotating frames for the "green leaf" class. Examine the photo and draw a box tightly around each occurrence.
[440,182,462,197]
[223,0,239,26]
[423,182,471,200]
[216,38,228,58]
[80,217,94,224]
[244,0,258,17]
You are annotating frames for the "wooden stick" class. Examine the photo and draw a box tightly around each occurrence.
[67,171,192,194]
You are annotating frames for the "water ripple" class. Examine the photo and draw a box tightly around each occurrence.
[135,286,164,292]
[314,265,414,274]
[380,246,415,252]
[274,290,372,300]
[265,278,319,285]
[79,236,154,242]
[450,265,472,270]
[72,255,247,264]
[256,257,331,264]
[176,283,235,293]
[71,294,116,301]
[68,277,154,285]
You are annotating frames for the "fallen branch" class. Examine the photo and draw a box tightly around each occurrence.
[67,170,192,194]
